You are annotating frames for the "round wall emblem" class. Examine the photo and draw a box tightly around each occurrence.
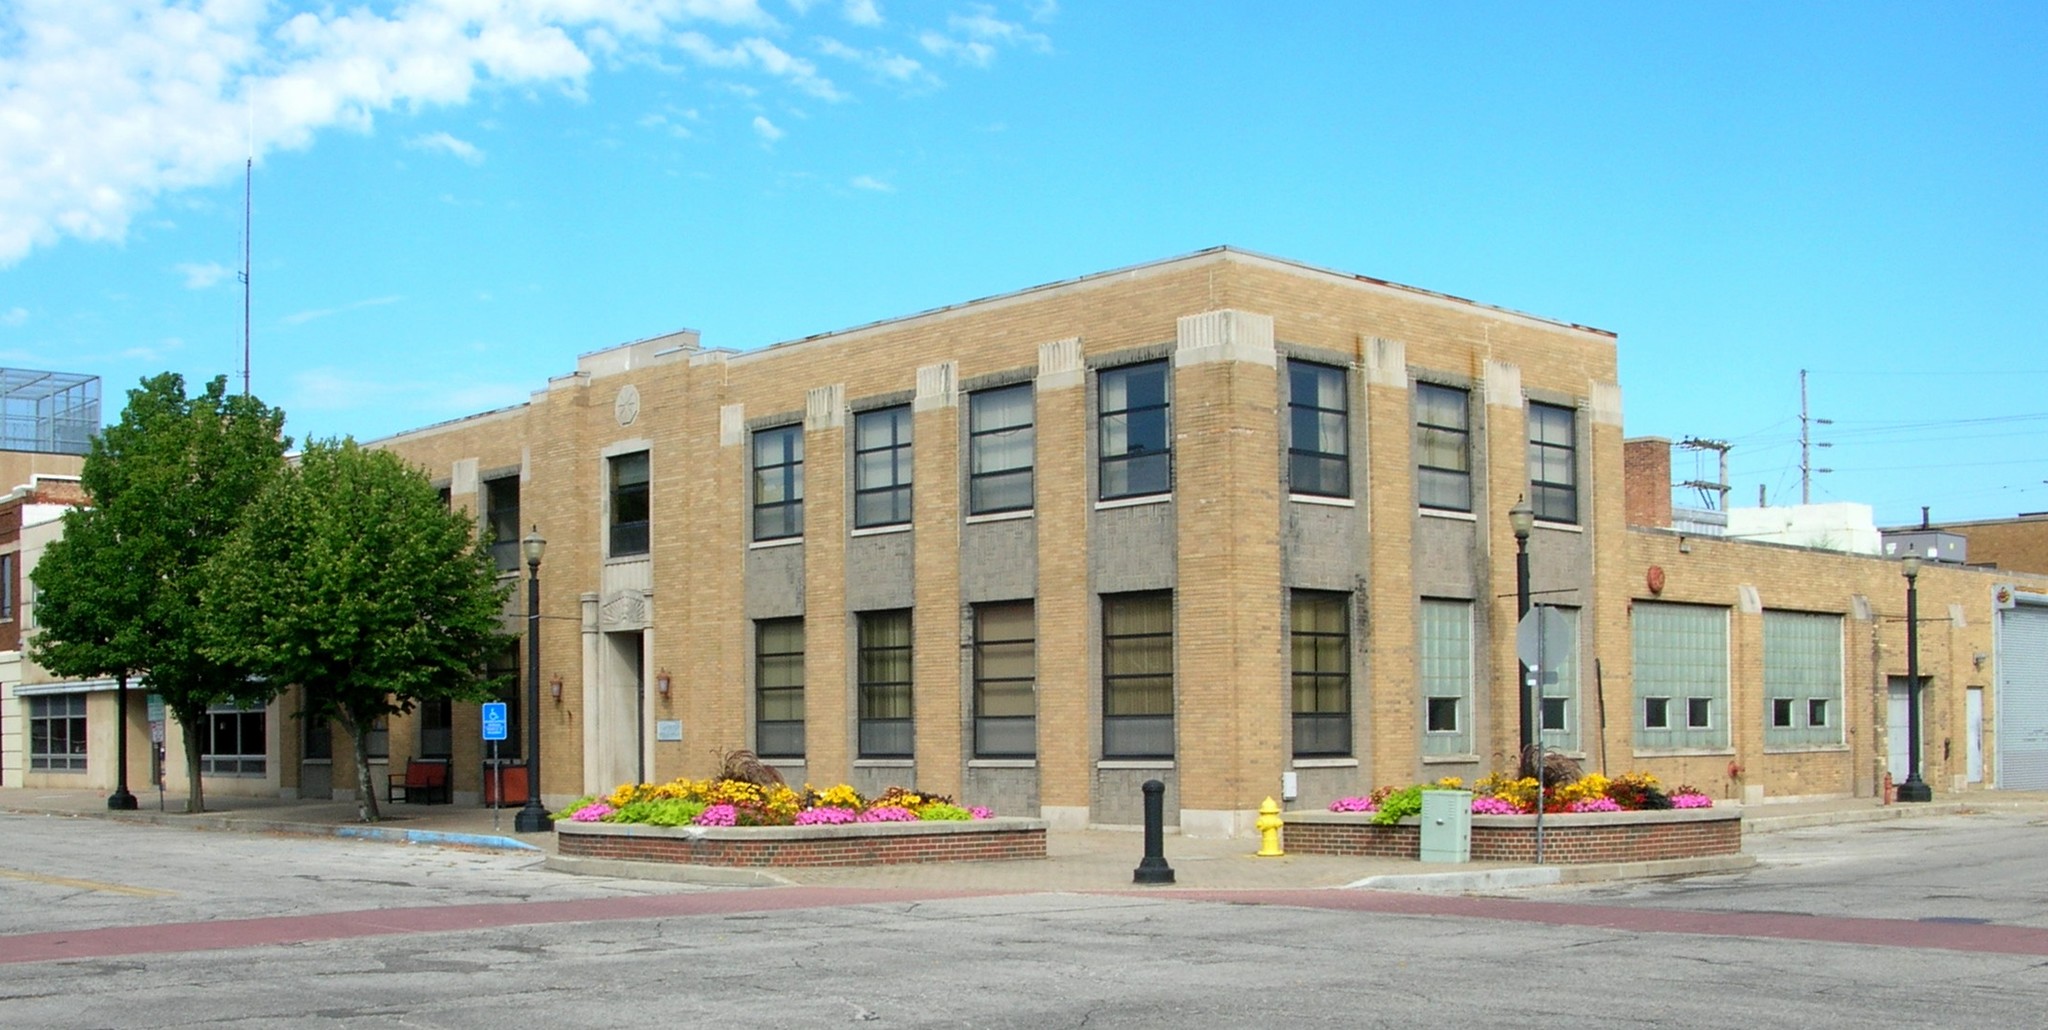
[615,384,641,426]
[1646,565,1666,595]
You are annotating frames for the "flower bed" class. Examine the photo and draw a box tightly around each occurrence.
[1294,770,1738,865]
[552,771,1043,869]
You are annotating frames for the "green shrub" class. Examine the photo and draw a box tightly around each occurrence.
[612,798,709,826]
[916,803,973,821]
[1370,785,1427,825]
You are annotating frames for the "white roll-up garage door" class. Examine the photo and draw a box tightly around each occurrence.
[1995,599,2048,789]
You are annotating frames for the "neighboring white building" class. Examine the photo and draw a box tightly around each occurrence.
[1725,502,1884,555]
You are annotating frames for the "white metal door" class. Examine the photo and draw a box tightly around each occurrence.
[1996,601,2048,789]
[1967,687,1985,784]
[1887,678,1912,784]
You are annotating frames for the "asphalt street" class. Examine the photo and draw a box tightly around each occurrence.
[2,811,2046,1028]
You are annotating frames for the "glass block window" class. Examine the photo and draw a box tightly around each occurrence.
[1287,361,1349,498]
[853,406,912,529]
[1421,599,1473,756]
[1527,402,1578,524]
[1291,591,1351,757]
[1098,362,1171,501]
[752,425,804,541]
[857,610,913,758]
[1415,383,1471,512]
[1764,610,1844,748]
[969,384,1034,515]
[756,618,805,759]
[1103,592,1173,758]
[1538,607,1581,754]
[973,601,1036,758]
[1631,602,1728,749]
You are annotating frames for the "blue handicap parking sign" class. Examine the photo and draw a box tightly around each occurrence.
[481,702,509,741]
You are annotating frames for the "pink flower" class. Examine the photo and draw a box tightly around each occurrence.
[1671,793,1714,809]
[969,806,995,820]
[859,805,917,822]
[696,803,738,826]
[1471,797,1523,815]
[1565,798,1622,813]
[794,806,859,826]
[1329,797,1377,813]
[570,802,614,822]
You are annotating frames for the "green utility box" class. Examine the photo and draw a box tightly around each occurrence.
[1419,789,1473,863]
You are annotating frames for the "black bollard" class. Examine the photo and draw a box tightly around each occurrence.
[1132,779,1175,884]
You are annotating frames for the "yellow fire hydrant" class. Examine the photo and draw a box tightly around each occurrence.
[1255,796,1285,857]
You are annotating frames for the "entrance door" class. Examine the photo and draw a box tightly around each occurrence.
[1967,686,1985,784]
[594,630,645,790]
[1996,601,2048,789]
[1887,677,1917,785]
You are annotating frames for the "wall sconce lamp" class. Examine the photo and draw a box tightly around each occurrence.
[1678,535,1692,554]
[1974,651,1989,671]
[549,674,563,702]
[656,669,673,696]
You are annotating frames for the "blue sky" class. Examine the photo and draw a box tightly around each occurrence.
[2,1,2043,525]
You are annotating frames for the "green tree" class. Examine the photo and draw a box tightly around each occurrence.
[30,373,289,813]
[201,438,513,822]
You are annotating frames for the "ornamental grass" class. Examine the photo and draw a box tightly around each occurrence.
[553,778,996,828]
[1328,769,1714,817]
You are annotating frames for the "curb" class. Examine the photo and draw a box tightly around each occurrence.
[1742,802,1970,835]
[2,806,541,853]
[1346,852,1756,892]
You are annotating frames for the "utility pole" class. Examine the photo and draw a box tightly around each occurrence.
[1799,370,1833,503]
[1676,437,1731,511]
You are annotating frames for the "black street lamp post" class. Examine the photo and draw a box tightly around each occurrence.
[108,672,137,810]
[1510,497,1535,768]
[514,526,554,833]
[1898,555,1933,803]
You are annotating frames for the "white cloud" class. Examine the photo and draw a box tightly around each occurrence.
[816,37,929,85]
[408,131,485,164]
[1,307,28,327]
[674,32,845,101]
[752,115,785,142]
[175,260,231,289]
[842,0,883,27]
[920,4,1050,67]
[281,294,403,326]
[850,174,893,192]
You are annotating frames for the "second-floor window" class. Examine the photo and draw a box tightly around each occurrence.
[854,406,912,529]
[609,452,649,557]
[1098,361,1171,501]
[1287,361,1349,498]
[1528,401,1578,524]
[484,476,520,572]
[969,384,1034,515]
[753,425,804,541]
[1416,383,1471,512]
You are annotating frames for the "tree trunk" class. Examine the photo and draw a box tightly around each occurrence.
[352,717,381,823]
[175,705,207,814]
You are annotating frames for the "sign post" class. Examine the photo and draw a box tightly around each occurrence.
[481,702,509,832]
[1515,605,1576,864]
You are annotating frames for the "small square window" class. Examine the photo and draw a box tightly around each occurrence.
[1771,698,1794,728]
[1687,697,1713,729]
[1540,697,1568,732]
[1808,698,1829,728]
[1643,697,1670,730]
[1426,696,1460,733]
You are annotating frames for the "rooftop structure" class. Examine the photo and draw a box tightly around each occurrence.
[0,369,99,456]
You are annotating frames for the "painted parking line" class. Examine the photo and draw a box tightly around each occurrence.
[0,866,176,898]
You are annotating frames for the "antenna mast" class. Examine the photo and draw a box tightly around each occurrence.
[239,98,252,397]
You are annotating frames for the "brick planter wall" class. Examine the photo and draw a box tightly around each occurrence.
[555,818,1048,868]
[1282,808,1741,864]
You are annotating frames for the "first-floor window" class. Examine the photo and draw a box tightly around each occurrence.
[1291,591,1351,757]
[487,643,521,760]
[857,610,913,758]
[201,703,268,776]
[1420,599,1473,756]
[302,708,333,761]
[1764,610,1844,747]
[29,694,87,771]
[1632,601,1729,749]
[418,699,453,758]
[1103,592,1173,758]
[974,601,1036,758]
[756,618,805,759]
[1537,607,1581,754]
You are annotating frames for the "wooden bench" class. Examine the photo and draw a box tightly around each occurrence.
[387,758,451,804]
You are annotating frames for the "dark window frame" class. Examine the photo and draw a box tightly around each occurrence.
[853,406,913,529]
[1287,361,1350,498]
[973,601,1036,758]
[752,425,805,541]
[856,610,913,758]
[968,384,1035,515]
[28,693,86,771]
[1098,361,1172,501]
[1102,591,1174,759]
[1527,401,1578,524]
[483,475,521,572]
[1415,382,1472,512]
[1290,591,1351,757]
[608,452,651,557]
[201,703,267,777]
[755,618,805,759]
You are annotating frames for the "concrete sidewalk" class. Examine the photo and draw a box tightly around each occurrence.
[6,785,2042,893]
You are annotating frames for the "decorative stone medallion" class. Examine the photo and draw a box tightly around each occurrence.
[615,384,641,427]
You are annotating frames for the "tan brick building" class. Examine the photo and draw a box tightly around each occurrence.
[248,248,2043,831]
